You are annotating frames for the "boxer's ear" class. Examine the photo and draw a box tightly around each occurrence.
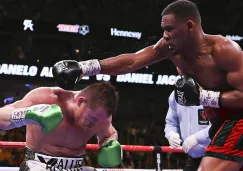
[77,96,87,107]
[176,67,183,75]
[186,20,194,31]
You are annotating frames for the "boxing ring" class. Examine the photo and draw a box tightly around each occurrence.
[0,141,184,171]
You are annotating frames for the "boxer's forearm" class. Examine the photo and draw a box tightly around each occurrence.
[0,105,15,129]
[220,90,243,108]
[108,132,118,141]
[98,132,118,146]
[100,54,138,75]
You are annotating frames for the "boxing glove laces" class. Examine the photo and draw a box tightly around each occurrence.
[11,104,63,133]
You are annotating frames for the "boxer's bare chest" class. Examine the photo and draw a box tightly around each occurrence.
[171,53,230,91]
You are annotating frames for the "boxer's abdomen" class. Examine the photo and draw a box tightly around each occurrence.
[204,106,243,125]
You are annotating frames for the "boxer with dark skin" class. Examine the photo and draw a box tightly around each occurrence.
[53,1,243,171]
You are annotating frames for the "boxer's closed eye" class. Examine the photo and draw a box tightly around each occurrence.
[164,26,173,32]
[87,116,98,126]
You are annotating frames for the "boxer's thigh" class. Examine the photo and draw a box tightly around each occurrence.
[198,156,243,171]
[198,119,243,171]
[19,160,47,171]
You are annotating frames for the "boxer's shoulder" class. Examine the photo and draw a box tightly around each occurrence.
[25,87,52,97]
[212,35,240,52]
[18,87,59,106]
[50,86,65,94]
[211,35,242,67]
[213,36,237,50]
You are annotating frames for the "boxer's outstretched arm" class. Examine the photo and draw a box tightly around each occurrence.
[100,38,170,75]
[52,38,171,90]
[215,40,243,108]
[99,41,167,75]
[96,116,118,146]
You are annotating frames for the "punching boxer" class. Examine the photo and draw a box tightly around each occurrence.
[0,82,122,171]
[52,0,243,170]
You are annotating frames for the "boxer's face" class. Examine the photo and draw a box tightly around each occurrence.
[161,14,191,51]
[81,106,108,130]
[74,96,109,129]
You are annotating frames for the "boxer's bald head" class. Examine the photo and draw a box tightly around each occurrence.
[162,0,201,24]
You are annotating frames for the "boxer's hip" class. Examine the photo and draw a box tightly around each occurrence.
[20,146,89,171]
[204,106,243,122]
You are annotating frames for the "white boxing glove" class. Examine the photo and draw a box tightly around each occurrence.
[182,135,198,153]
[168,132,182,147]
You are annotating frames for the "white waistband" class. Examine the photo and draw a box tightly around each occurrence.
[34,152,84,170]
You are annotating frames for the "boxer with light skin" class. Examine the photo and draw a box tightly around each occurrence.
[0,82,122,171]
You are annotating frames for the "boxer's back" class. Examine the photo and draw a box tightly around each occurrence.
[26,87,97,157]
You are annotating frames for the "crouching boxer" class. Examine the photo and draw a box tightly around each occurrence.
[0,82,122,171]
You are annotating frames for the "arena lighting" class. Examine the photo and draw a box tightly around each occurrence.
[25,84,34,89]
[225,35,243,41]
[4,97,14,104]
[57,24,90,35]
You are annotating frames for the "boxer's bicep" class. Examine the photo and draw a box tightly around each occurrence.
[100,38,169,75]
[226,65,243,91]
[217,41,243,91]
[215,41,243,108]
[10,87,53,108]
[133,38,170,68]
